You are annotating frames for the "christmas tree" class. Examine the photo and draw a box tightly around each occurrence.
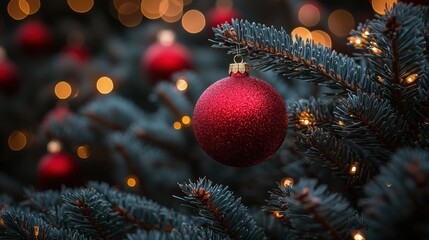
[1,1,429,240]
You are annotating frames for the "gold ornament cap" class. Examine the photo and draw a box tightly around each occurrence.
[229,54,250,75]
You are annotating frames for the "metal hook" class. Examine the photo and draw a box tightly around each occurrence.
[233,54,244,63]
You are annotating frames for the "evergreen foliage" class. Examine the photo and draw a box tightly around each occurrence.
[1,2,428,240]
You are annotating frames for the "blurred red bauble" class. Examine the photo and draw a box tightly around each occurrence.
[40,107,71,135]
[142,42,192,84]
[15,20,53,56]
[37,152,79,189]
[61,45,91,63]
[207,6,240,28]
[0,60,20,95]
[193,63,287,167]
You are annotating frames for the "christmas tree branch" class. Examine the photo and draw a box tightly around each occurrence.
[63,189,133,239]
[88,182,190,234]
[85,111,124,131]
[361,148,429,240]
[265,179,366,240]
[176,178,267,240]
[135,128,187,159]
[335,92,406,161]
[211,19,375,95]
[356,4,429,134]
[296,127,374,186]
[287,98,335,130]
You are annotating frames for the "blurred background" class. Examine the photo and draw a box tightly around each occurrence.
[0,0,423,205]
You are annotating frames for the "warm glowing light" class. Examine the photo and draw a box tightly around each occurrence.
[273,211,283,218]
[353,231,365,240]
[161,10,183,23]
[377,76,384,82]
[311,30,332,48]
[363,30,370,37]
[161,0,183,18]
[77,145,90,159]
[328,10,355,37]
[34,226,39,237]
[157,29,176,46]
[8,131,27,151]
[24,0,40,14]
[348,36,365,47]
[182,9,206,34]
[127,177,137,187]
[141,0,168,19]
[371,47,382,54]
[298,4,320,27]
[118,2,143,27]
[176,78,188,91]
[173,121,182,130]
[372,0,397,15]
[55,81,72,99]
[18,0,30,15]
[182,116,191,125]
[96,76,114,94]
[8,0,29,20]
[406,74,418,84]
[281,177,294,187]
[0,218,3,225]
[299,118,311,126]
[386,183,392,187]
[291,27,312,42]
[338,120,345,126]
[67,0,94,13]
[349,162,359,175]
[47,140,62,153]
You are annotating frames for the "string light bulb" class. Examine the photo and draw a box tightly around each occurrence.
[371,47,382,54]
[54,81,72,100]
[273,211,283,218]
[47,140,62,153]
[281,177,294,187]
[77,145,90,159]
[126,176,137,188]
[363,30,370,37]
[353,231,365,240]
[96,76,114,94]
[173,121,182,130]
[349,162,359,175]
[406,74,418,84]
[8,130,27,151]
[299,112,314,126]
[157,29,176,46]
[181,115,191,125]
[34,226,39,238]
[176,78,188,91]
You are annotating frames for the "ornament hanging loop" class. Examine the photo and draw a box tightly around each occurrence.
[233,54,244,63]
[229,53,250,75]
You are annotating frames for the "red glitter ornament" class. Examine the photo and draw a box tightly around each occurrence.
[142,42,192,84]
[15,20,53,56]
[37,152,79,189]
[193,57,287,167]
[0,60,20,95]
[207,6,240,28]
